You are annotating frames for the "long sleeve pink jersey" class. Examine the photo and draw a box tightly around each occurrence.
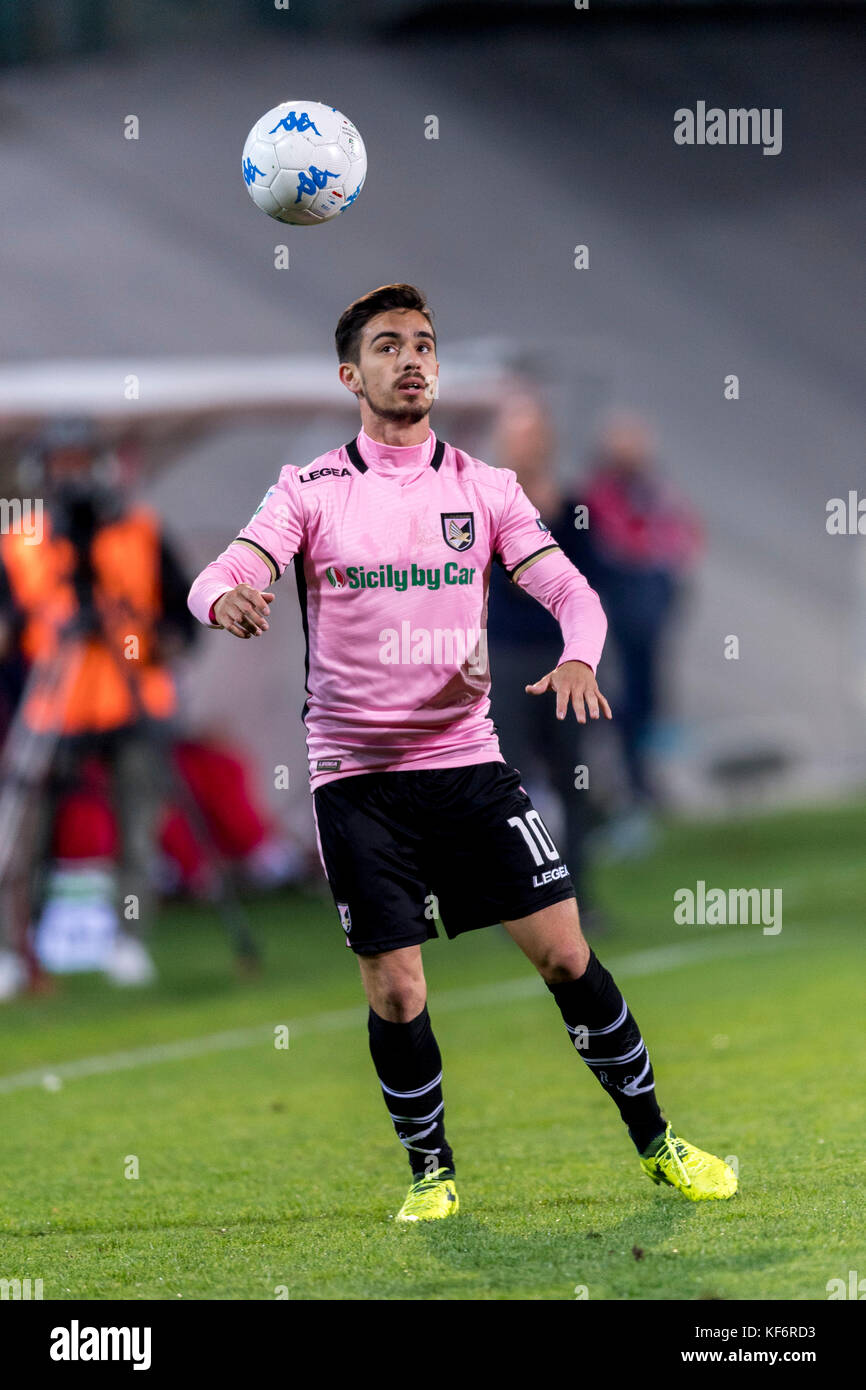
[188,428,607,790]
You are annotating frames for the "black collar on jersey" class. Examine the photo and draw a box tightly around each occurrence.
[344,435,445,475]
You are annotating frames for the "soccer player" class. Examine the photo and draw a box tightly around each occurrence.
[188,285,736,1221]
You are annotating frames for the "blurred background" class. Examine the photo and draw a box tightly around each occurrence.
[0,0,863,989]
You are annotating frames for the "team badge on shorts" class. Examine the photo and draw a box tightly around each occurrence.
[441,512,475,551]
[337,902,352,934]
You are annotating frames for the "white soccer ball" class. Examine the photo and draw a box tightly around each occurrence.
[241,99,367,226]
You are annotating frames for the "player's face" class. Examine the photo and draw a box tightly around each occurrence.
[347,309,439,425]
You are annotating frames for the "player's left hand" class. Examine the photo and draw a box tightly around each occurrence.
[525,660,613,724]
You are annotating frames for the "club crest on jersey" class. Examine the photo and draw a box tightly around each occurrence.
[325,566,346,589]
[441,512,475,552]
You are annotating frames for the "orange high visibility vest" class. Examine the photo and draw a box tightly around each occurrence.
[2,507,176,734]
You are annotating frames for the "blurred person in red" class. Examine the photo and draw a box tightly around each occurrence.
[46,735,307,901]
[157,734,308,898]
[578,414,703,838]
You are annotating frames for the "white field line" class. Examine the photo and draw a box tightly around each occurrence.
[0,934,788,1096]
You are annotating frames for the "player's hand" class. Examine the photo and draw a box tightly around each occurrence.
[525,659,613,724]
[213,584,274,639]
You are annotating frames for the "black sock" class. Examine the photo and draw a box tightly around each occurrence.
[547,950,666,1154]
[367,1005,455,1179]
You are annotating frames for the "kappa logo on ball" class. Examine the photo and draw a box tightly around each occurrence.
[441,512,475,552]
[241,98,367,227]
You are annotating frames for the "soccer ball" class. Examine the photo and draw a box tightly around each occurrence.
[241,100,366,226]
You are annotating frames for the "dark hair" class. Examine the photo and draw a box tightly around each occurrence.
[335,283,435,365]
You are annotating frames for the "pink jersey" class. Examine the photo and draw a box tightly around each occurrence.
[188,427,607,790]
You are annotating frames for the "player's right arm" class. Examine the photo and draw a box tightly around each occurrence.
[187,468,304,641]
[212,583,274,640]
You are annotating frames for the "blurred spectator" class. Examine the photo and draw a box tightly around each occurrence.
[0,419,197,991]
[578,414,704,826]
[487,391,602,922]
[157,736,308,898]
[44,736,307,899]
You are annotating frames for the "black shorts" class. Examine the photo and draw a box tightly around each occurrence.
[312,761,575,955]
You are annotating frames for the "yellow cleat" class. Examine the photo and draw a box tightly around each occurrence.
[395,1168,459,1223]
[640,1123,738,1201]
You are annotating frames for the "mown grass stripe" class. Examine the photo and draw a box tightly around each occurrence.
[0,933,789,1095]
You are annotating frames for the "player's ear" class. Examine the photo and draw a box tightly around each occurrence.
[338,362,362,398]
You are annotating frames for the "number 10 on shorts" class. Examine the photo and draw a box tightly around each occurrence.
[507,811,560,866]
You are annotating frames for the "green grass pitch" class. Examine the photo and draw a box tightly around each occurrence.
[1,799,863,1301]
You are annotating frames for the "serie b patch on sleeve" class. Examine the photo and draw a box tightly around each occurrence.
[250,485,276,522]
